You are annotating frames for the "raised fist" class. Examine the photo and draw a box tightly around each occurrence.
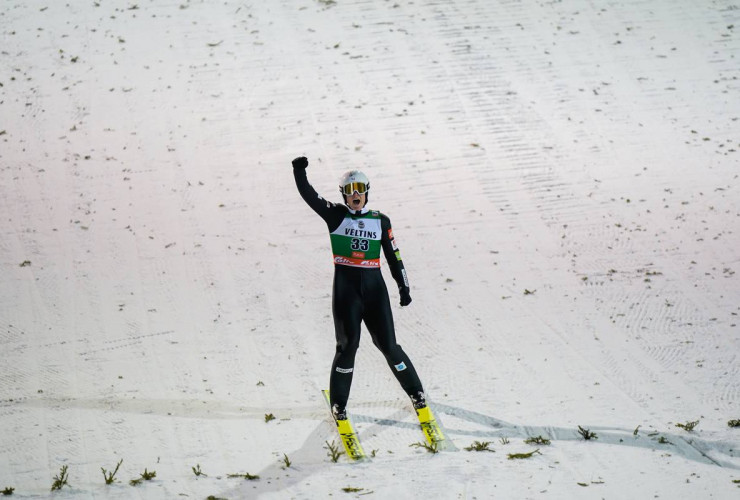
[292,156,308,169]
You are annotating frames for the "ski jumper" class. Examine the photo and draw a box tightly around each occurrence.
[293,166,424,410]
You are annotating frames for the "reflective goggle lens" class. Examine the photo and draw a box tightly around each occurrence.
[342,182,368,195]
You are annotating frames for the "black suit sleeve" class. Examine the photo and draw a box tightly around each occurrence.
[293,166,345,231]
[380,214,410,292]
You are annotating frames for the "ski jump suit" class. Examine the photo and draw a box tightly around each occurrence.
[293,164,425,411]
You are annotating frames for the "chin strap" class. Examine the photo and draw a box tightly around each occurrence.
[346,206,370,214]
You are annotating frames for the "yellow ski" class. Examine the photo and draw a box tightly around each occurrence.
[415,405,452,450]
[322,390,367,461]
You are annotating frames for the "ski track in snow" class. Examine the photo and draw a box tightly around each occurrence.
[1,0,739,498]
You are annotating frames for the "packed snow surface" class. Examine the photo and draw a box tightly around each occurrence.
[1,0,739,498]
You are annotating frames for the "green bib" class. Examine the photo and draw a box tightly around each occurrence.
[330,211,382,268]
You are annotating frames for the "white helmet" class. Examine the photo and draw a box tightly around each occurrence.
[339,170,370,208]
[339,170,369,193]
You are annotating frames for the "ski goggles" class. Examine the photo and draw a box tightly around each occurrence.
[341,182,368,195]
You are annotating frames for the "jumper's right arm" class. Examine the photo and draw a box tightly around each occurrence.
[292,157,344,229]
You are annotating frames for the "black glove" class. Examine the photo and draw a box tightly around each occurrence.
[399,286,412,307]
[292,156,308,169]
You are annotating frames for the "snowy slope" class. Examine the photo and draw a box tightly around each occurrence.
[1,0,739,498]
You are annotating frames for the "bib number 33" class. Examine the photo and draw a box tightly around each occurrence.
[351,238,369,251]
